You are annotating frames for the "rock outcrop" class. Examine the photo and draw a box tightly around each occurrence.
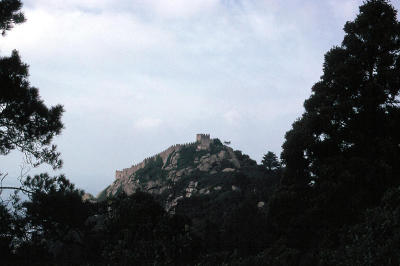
[97,134,241,210]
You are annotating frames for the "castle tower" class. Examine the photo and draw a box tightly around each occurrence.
[196,133,211,150]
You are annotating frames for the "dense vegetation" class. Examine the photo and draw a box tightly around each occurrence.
[0,154,280,265]
[2,0,400,265]
[135,156,168,181]
[264,1,400,264]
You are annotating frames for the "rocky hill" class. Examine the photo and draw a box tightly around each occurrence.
[98,134,247,210]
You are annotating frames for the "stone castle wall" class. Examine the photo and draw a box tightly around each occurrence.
[196,133,211,150]
[115,134,212,180]
[115,142,196,180]
[196,133,210,142]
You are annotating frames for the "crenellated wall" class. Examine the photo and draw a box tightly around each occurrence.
[115,134,213,181]
[196,133,211,150]
[115,141,196,180]
[196,133,210,142]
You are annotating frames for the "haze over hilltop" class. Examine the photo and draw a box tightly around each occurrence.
[3,0,400,194]
[98,134,252,209]
[2,1,400,265]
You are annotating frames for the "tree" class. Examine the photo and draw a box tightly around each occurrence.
[261,151,280,171]
[12,174,96,264]
[101,192,195,265]
[0,202,14,261]
[21,174,92,237]
[0,0,25,35]
[0,51,64,169]
[320,187,400,266]
[281,0,400,208]
[1,0,64,190]
[267,0,400,262]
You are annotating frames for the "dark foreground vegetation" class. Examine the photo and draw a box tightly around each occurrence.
[2,0,400,265]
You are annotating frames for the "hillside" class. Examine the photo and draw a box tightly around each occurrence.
[98,134,275,212]
[94,134,281,263]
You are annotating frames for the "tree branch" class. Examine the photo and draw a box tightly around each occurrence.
[0,186,32,194]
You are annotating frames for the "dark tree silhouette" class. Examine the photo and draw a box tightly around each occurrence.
[0,0,64,180]
[261,151,281,171]
[4,174,97,265]
[0,52,64,169]
[320,187,400,266]
[101,192,195,265]
[280,0,400,210]
[0,202,14,261]
[266,0,400,264]
[0,0,25,35]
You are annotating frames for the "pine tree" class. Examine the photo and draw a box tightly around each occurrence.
[267,0,400,261]
[281,0,400,206]
[0,0,64,170]
[0,0,25,35]
[261,151,280,171]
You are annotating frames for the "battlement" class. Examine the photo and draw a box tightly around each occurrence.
[196,133,211,150]
[196,134,210,142]
[115,134,213,180]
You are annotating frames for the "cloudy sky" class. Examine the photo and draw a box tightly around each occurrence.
[2,0,399,195]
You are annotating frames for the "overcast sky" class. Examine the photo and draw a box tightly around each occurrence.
[2,0,399,195]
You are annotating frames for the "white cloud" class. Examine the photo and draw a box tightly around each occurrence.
[24,0,113,11]
[223,109,241,125]
[1,0,377,193]
[134,117,162,130]
[24,0,220,18]
[142,0,219,18]
[328,0,360,21]
[1,8,175,61]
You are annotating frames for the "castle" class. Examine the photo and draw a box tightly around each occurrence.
[196,133,211,150]
[115,134,212,180]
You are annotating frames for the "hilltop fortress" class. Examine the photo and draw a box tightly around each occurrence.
[115,134,212,180]
[196,133,211,150]
[100,133,242,201]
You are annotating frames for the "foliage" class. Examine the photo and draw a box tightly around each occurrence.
[175,167,280,264]
[15,174,96,264]
[135,155,167,181]
[0,0,64,170]
[209,138,224,154]
[4,177,198,265]
[320,187,400,266]
[267,0,400,264]
[100,191,197,265]
[0,0,25,35]
[261,151,281,171]
[212,138,223,146]
[21,174,91,234]
[234,150,257,168]
[0,202,14,261]
[165,150,175,166]
[177,144,202,168]
[1,1,67,263]
[0,51,64,169]
[281,0,400,198]
[4,0,400,265]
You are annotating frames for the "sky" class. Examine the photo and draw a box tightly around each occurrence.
[1,0,399,195]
